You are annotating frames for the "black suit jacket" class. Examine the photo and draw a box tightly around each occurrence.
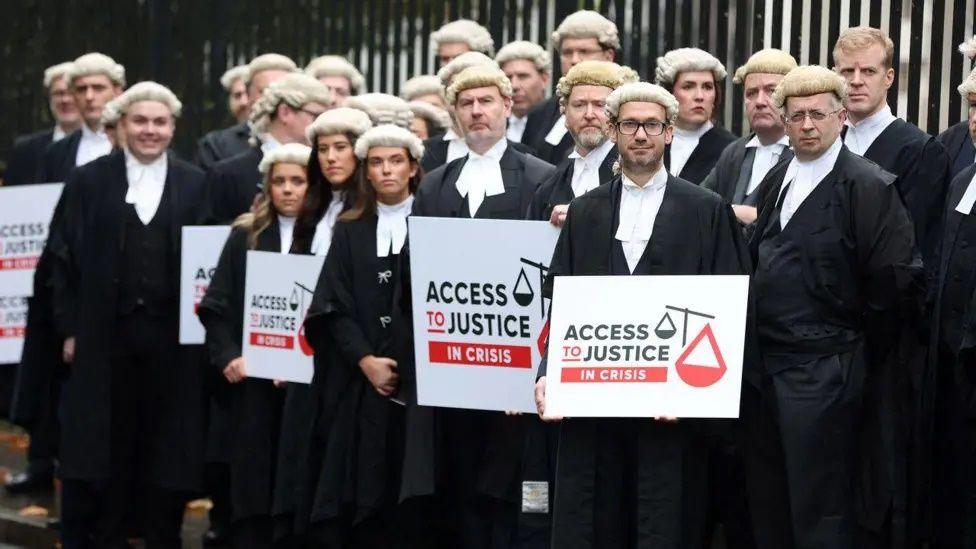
[701,134,793,205]
[6,129,55,185]
[526,146,617,221]
[206,146,263,223]
[39,130,82,183]
[937,120,975,181]
[664,125,737,185]
[521,97,574,165]
[196,123,251,172]
[420,136,538,174]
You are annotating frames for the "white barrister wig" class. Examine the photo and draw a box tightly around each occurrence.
[344,93,415,129]
[43,62,75,88]
[654,48,727,87]
[958,67,976,98]
[772,65,848,109]
[245,53,298,84]
[249,73,334,137]
[305,55,366,94]
[117,81,183,117]
[445,64,514,105]
[556,60,639,109]
[258,142,312,175]
[604,82,679,123]
[305,107,374,143]
[220,65,250,90]
[550,10,620,50]
[100,96,123,127]
[732,48,798,84]
[400,75,444,101]
[409,101,452,133]
[430,19,495,56]
[67,52,126,87]
[354,124,425,161]
[960,37,976,59]
[437,51,498,87]
[495,41,552,73]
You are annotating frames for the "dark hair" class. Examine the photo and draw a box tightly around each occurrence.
[292,133,362,253]
[340,150,423,222]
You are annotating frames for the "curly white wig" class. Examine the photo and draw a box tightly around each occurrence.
[732,48,797,84]
[550,10,620,51]
[445,64,513,105]
[305,55,366,95]
[354,124,425,160]
[958,66,976,98]
[245,53,298,85]
[409,101,452,133]
[100,96,123,127]
[556,60,639,110]
[43,62,75,88]
[771,65,848,110]
[116,81,183,117]
[605,82,679,124]
[400,75,444,101]
[220,65,249,91]
[258,142,312,175]
[67,52,126,87]
[249,73,333,137]
[344,93,415,130]
[495,41,551,73]
[305,107,374,143]
[654,48,727,87]
[436,51,498,87]
[960,36,976,59]
[430,19,495,56]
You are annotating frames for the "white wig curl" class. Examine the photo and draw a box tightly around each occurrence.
[245,53,298,85]
[100,96,123,127]
[43,62,75,88]
[249,73,333,138]
[305,55,366,95]
[258,142,312,175]
[220,65,249,91]
[445,64,513,105]
[958,67,976,98]
[67,52,126,87]
[305,107,374,143]
[354,124,425,161]
[654,48,727,87]
[430,19,495,56]
[409,101,452,133]
[772,65,848,109]
[605,82,679,124]
[437,51,498,87]
[116,81,183,117]
[495,41,551,73]
[732,48,797,84]
[400,75,444,101]
[550,10,620,51]
[960,37,976,59]
[344,93,415,129]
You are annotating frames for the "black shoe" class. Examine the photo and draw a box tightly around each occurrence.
[202,527,230,547]
[4,471,54,495]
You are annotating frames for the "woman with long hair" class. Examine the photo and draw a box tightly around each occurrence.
[198,143,312,548]
[303,125,430,547]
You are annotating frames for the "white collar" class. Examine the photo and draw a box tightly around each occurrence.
[80,123,106,141]
[260,134,281,155]
[310,190,347,256]
[845,104,895,132]
[123,148,168,224]
[53,125,67,142]
[569,139,614,165]
[443,128,461,141]
[468,137,508,161]
[508,114,527,125]
[621,164,668,192]
[376,195,414,257]
[277,214,296,254]
[783,138,843,188]
[456,138,507,217]
[745,133,790,149]
[673,120,713,140]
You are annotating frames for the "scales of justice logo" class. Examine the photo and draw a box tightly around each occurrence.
[289,281,315,356]
[514,257,550,353]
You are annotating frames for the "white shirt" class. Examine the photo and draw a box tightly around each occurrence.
[376,195,415,257]
[456,138,507,217]
[507,114,528,142]
[745,134,791,196]
[568,139,615,198]
[843,104,897,156]
[53,126,67,143]
[615,167,668,273]
[260,134,281,156]
[75,124,112,167]
[310,191,346,256]
[277,214,296,254]
[123,149,168,225]
[956,170,976,215]
[669,121,713,178]
[544,114,569,146]
[443,128,470,164]
[778,139,843,228]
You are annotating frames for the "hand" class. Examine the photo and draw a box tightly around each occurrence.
[654,416,679,423]
[359,355,399,397]
[273,380,287,388]
[549,204,569,228]
[223,357,247,383]
[731,205,758,225]
[534,377,562,422]
[62,337,76,364]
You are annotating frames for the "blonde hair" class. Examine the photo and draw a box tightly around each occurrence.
[833,26,894,69]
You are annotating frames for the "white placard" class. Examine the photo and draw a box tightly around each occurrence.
[409,217,560,413]
[241,250,325,383]
[0,183,64,364]
[544,275,749,418]
[179,226,232,344]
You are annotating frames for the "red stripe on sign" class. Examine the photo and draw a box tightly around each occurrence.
[428,341,532,368]
[249,332,294,349]
[0,256,39,271]
[0,327,26,338]
[560,366,668,383]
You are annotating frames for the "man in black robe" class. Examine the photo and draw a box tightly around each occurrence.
[938,66,976,181]
[533,81,750,548]
[196,54,297,172]
[702,49,797,226]
[50,82,210,547]
[207,72,331,223]
[745,66,919,549]
[5,61,80,186]
[655,48,737,185]
[495,41,551,144]
[522,10,618,165]
[834,26,949,261]
[410,64,554,549]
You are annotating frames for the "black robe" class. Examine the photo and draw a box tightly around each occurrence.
[521,97,574,165]
[206,146,263,224]
[539,174,751,548]
[38,130,81,183]
[420,136,537,174]
[663,125,737,185]
[701,134,794,205]
[196,122,252,172]
[5,128,54,185]
[50,150,208,491]
[746,146,921,548]
[198,220,288,521]
[525,146,617,221]
[929,164,976,546]
[936,120,976,181]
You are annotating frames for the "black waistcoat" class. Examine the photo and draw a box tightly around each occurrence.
[117,191,174,316]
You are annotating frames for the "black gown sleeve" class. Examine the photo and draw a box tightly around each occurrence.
[319,224,376,365]
[49,173,83,338]
[199,228,247,372]
[538,199,577,378]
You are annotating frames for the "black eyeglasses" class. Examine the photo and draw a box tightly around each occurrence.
[783,109,842,125]
[615,120,668,136]
[299,107,325,118]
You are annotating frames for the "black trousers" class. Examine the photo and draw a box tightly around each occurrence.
[60,311,187,548]
[26,371,60,476]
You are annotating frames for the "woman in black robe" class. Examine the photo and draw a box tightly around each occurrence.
[303,124,430,548]
[198,143,313,549]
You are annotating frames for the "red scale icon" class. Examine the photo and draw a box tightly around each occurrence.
[675,323,727,387]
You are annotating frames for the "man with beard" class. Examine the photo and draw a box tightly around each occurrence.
[534,80,750,548]
[305,55,366,106]
[938,38,976,180]
[429,19,495,67]
[221,65,251,125]
[526,60,637,223]
[702,48,796,225]
[495,41,551,143]
[196,54,298,171]
[522,10,618,165]
[6,61,81,186]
